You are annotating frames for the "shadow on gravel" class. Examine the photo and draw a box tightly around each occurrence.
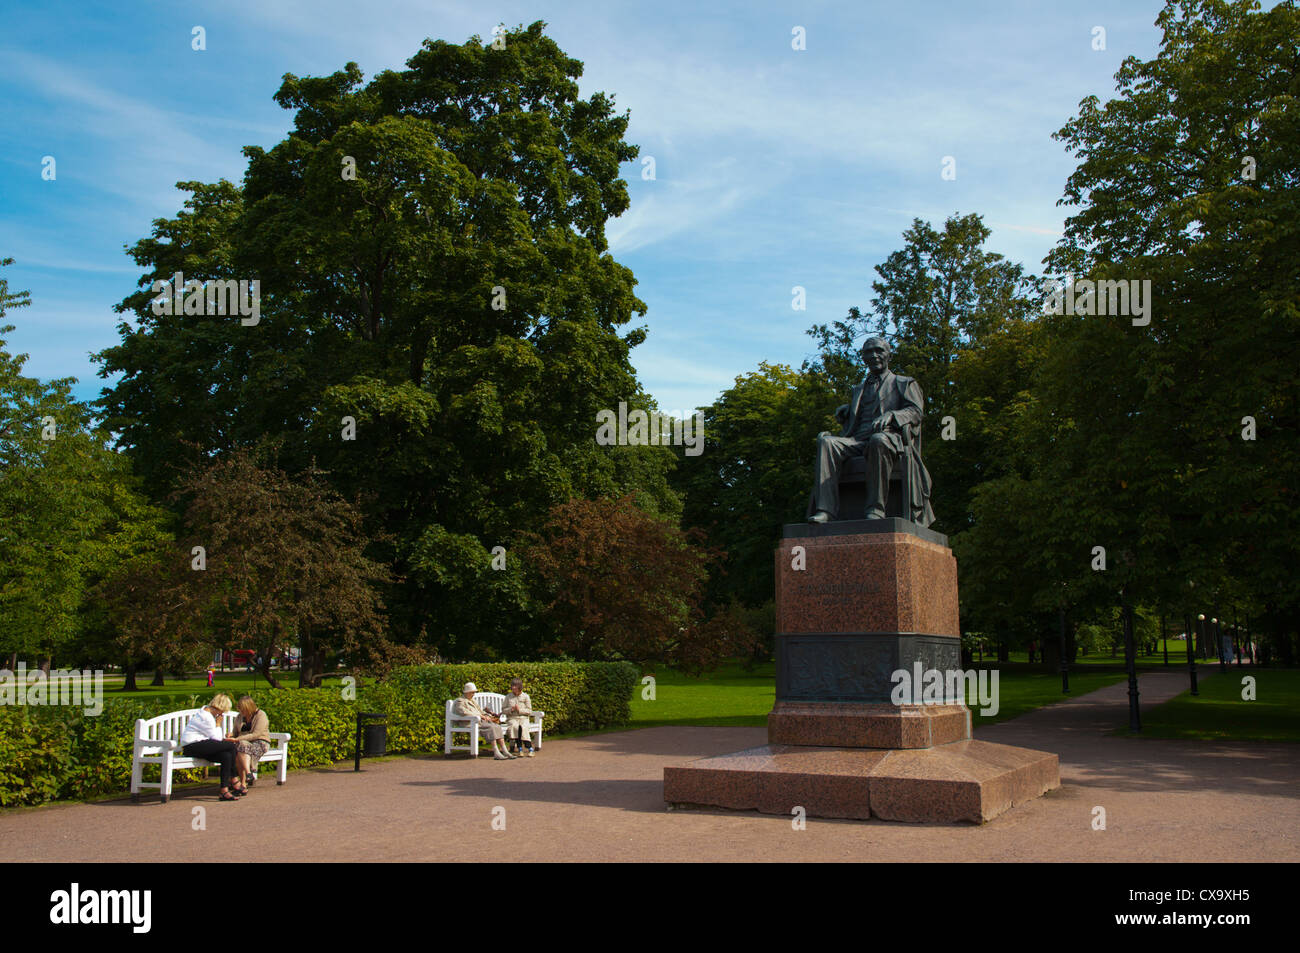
[404,777,668,812]
[554,724,768,757]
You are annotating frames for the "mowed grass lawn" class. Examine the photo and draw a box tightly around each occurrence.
[1126,668,1300,743]
[628,662,1128,729]
[100,673,297,704]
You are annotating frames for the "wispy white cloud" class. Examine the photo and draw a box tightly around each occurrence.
[994,222,1062,237]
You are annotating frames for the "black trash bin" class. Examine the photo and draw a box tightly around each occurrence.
[354,711,387,771]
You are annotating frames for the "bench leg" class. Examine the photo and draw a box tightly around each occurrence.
[160,752,174,803]
[130,755,144,797]
[277,749,288,785]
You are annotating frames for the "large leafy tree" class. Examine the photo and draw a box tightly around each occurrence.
[1,264,172,668]
[1026,0,1300,659]
[98,450,403,688]
[673,362,836,609]
[519,495,759,671]
[95,23,679,658]
[677,218,1043,617]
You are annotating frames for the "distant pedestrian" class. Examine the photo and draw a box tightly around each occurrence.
[206,667,215,688]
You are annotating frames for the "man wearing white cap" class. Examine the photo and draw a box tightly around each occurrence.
[452,682,515,760]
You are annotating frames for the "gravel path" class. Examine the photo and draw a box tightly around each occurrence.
[4,666,1295,862]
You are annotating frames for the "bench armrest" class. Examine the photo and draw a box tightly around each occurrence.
[269,732,291,743]
[135,738,179,753]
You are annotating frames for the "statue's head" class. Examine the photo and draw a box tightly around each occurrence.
[860,336,890,375]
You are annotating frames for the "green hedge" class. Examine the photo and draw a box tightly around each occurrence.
[386,661,640,735]
[0,661,638,808]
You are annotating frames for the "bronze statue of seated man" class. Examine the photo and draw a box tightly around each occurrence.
[808,336,934,526]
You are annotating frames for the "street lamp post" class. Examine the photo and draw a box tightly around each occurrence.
[1189,613,1202,696]
[1214,617,1226,674]
[1233,606,1241,667]
[1122,597,1141,732]
[1059,606,1069,694]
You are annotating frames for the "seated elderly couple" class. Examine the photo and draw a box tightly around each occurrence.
[178,694,273,801]
[453,679,537,760]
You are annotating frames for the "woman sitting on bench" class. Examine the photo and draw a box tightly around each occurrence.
[452,682,515,760]
[179,694,243,801]
[229,695,271,790]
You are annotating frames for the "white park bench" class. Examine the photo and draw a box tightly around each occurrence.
[130,708,291,803]
[444,692,544,756]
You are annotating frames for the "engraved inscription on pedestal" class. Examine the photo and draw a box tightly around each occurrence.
[777,634,961,703]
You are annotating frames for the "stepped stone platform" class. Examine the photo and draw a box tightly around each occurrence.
[663,739,1060,824]
[664,519,1060,823]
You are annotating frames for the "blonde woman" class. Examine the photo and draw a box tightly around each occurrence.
[179,694,242,801]
[228,696,271,789]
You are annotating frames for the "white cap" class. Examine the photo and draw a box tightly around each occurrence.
[463,682,477,694]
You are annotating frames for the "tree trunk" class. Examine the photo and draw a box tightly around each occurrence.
[39,657,52,674]
[259,654,281,689]
[122,661,138,692]
[299,622,323,688]
[997,640,1009,663]
[151,668,165,686]
[1041,631,1060,670]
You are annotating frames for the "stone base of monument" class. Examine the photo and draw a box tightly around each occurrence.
[663,518,1060,824]
[663,739,1059,823]
[768,701,972,747]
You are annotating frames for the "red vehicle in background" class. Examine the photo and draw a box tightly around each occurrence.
[223,649,257,671]
[220,648,297,671]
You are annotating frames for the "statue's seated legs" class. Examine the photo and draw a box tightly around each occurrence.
[811,433,864,520]
[811,432,905,521]
[860,432,900,519]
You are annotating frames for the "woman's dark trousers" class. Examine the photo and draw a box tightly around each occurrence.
[183,739,238,789]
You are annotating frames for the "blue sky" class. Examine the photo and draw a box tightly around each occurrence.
[1,0,1173,414]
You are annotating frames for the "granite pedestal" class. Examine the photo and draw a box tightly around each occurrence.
[663,519,1060,823]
